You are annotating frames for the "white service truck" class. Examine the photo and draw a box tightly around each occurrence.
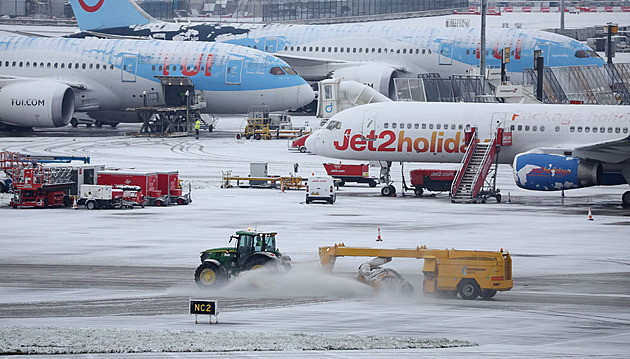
[306,176,336,204]
[79,184,133,210]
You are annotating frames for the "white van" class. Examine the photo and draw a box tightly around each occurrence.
[306,176,336,204]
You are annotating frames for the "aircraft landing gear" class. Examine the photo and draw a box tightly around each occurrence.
[381,185,396,196]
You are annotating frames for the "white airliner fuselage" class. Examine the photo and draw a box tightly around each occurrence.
[306,102,630,204]
[0,36,313,128]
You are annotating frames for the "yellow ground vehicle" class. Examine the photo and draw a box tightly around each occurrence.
[319,244,512,300]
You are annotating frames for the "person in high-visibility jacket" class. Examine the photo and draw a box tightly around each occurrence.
[195,119,201,139]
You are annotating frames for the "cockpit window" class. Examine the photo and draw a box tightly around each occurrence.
[326,120,341,130]
[283,67,298,75]
[574,50,589,58]
[586,50,600,58]
[270,67,286,75]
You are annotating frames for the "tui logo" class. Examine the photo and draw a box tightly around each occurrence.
[78,0,105,12]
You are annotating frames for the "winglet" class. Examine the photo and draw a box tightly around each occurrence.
[68,0,154,31]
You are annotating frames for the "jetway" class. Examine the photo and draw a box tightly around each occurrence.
[523,63,630,105]
[394,75,498,103]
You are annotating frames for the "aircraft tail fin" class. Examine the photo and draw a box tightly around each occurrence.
[69,0,154,31]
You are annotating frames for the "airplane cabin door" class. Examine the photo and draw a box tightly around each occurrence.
[264,38,278,53]
[362,110,377,139]
[121,55,138,82]
[225,59,243,85]
[534,43,550,66]
[490,112,508,137]
[439,41,453,65]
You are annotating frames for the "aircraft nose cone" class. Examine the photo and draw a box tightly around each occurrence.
[296,83,315,109]
[305,130,317,153]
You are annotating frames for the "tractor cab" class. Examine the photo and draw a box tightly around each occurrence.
[231,231,277,267]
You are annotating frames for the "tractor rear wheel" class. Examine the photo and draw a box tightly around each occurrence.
[244,256,278,272]
[194,262,226,289]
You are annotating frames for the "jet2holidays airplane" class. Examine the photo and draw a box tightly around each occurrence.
[0,36,314,130]
[68,0,605,98]
[305,102,630,206]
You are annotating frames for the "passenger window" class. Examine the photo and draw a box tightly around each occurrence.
[540,125,545,132]
[615,128,620,133]
[414,123,419,129]
[570,126,575,132]
[593,127,598,133]
[608,127,613,133]
[315,47,319,51]
[39,62,44,67]
[436,124,441,129]
[110,65,114,70]
[399,123,404,129]
[624,128,628,134]
[403,49,407,54]
[392,123,397,129]
[429,124,434,129]
[459,124,463,130]
[96,64,99,69]
[328,47,332,52]
[525,125,530,131]
[444,123,448,129]
[555,126,560,132]
[422,124,427,129]
[290,47,294,51]
[359,48,363,53]
[407,123,412,129]
[384,123,389,129]
[378,48,382,53]
[396,49,400,54]
[334,47,338,53]
[82,63,86,69]
[89,64,93,69]
[60,63,65,69]
[585,127,590,133]
[416,49,419,54]
[532,125,537,131]
[26,62,30,67]
[510,125,515,131]
[577,126,582,132]
[302,46,306,52]
[340,47,344,53]
[518,125,523,131]
[53,63,57,69]
[600,127,605,132]
[466,49,470,55]
[422,49,426,54]
[346,47,350,53]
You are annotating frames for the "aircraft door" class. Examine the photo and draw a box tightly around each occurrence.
[121,55,138,82]
[534,43,550,66]
[264,38,278,53]
[225,59,243,85]
[439,41,453,65]
[490,112,508,137]
[362,110,377,139]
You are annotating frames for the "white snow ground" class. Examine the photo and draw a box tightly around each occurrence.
[1,117,630,358]
[1,11,630,358]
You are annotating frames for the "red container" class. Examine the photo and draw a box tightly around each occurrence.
[410,169,457,186]
[324,163,369,178]
[157,171,179,197]
[96,171,158,197]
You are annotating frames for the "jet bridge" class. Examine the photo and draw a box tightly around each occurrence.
[394,75,497,103]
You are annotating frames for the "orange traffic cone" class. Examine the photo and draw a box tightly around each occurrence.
[376,227,382,241]
[587,208,593,221]
[72,197,78,210]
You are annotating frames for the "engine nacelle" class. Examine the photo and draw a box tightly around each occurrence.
[0,81,75,127]
[513,153,602,191]
[332,64,399,99]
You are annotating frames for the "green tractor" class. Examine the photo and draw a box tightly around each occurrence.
[194,230,292,288]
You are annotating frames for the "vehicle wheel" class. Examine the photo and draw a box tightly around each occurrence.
[177,198,185,205]
[622,191,630,207]
[245,134,251,140]
[414,187,424,197]
[156,199,163,206]
[381,186,392,196]
[70,118,78,128]
[63,196,72,207]
[86,201,96,210]
[338,179,345,187]
[110,123,118,128]
[244,255,277,271]
[299,146,307,153]
[254,133,262,140]
[389,185,397,195]
[368,180,377,188]
[194,262,227,289]
[495,194,502,203]
[86,123,92,128]
[95,120,103,128]
[208,125,213,133]
[306,199,311,204]
[457,279,480,300]
[235,133,242,139]
[0,181,5,193]
[480,289,497,300]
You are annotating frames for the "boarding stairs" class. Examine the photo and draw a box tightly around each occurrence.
[451,127,507,203]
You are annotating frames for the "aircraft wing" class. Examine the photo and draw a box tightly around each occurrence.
[275,53,407,72]
[529,135,630,164]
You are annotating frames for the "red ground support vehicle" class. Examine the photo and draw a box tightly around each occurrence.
[9,166,73,208]
[323,163,378,187]
[156,171,191,205]
[409,169,457,196]
[288,134,311,153]
[96,171,166,206]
